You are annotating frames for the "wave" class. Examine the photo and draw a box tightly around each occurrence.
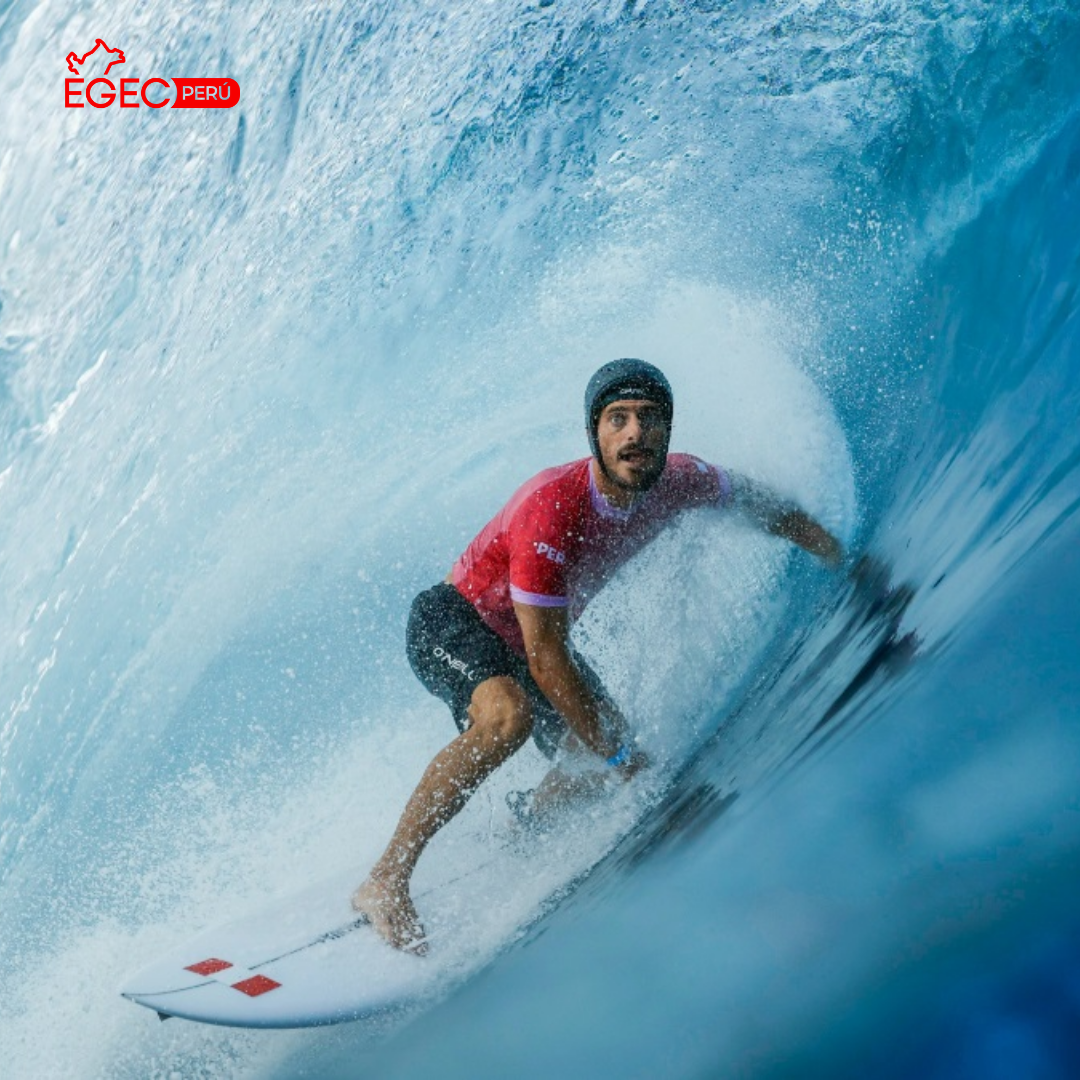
[1,1,1079,1076]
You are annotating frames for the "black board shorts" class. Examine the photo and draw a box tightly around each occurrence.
[406,583,604,760]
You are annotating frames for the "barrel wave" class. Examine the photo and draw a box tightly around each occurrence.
[1,2,1079,1077]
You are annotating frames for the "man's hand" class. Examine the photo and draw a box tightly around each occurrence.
[848,552,891,593]
[847,552,915,621]
[613,746,650,780]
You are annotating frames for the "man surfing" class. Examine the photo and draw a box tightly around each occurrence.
[352,359,843,954]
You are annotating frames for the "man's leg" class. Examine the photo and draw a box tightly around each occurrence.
[352,675,532,954]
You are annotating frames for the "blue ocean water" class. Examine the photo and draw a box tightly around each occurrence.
[1,1,1079,1076]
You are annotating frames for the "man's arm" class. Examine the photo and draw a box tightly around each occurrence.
[730,473,843,567]
[513,601,645,775]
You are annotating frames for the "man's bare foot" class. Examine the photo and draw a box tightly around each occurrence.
[351,875,428,956]
[530,767,609,818]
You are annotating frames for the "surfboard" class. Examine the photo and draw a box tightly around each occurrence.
[122,781,639,1029]
[120,864,486,1028]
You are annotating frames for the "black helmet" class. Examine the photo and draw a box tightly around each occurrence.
[584,358,674,462]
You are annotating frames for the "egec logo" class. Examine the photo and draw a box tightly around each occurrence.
[64,38,239,110]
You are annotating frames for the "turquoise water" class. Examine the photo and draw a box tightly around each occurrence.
[1,2,1079,1076]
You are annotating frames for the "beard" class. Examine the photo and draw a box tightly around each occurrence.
[601,442,668,493]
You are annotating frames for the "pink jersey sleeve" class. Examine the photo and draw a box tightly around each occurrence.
[664,453,734,509]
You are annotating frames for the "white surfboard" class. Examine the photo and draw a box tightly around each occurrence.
[122,779,642,1029]
[120,863,493,1028]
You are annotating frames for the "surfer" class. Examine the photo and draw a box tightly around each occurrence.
[352,359,844,953]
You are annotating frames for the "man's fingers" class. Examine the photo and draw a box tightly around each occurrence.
[616,748,650,779]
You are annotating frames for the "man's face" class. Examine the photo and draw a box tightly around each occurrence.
[596,398,669,492]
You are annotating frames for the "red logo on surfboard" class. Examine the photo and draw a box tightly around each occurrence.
[185,958,233,976]
[184,956,282,996]
[64,40,239,110]
[232,975,282,997]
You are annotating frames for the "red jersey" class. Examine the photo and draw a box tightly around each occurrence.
[451,454,733,654]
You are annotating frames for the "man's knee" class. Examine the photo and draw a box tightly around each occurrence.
[468,676,532,749]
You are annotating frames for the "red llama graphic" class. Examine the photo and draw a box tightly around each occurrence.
[66,39,126,77]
